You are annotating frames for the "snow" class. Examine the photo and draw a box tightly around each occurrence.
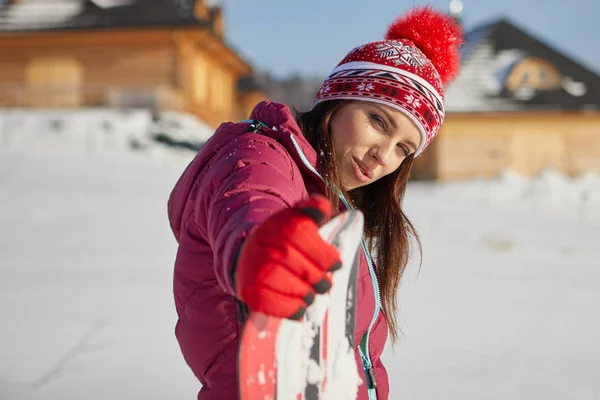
[0,119,599,399]
[0,150,198,400]
[385,174,600,400]
[0,108,214,164]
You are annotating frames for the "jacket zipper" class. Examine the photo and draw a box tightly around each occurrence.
[289,134,381,398]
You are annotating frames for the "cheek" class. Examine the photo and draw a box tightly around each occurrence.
[331,125,352,156]
[334,124,365,153]
[383,158,404,177]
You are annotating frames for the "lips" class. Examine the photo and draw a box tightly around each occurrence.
[351,156,374,183]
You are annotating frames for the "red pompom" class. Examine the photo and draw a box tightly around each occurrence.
[385,6,464,86]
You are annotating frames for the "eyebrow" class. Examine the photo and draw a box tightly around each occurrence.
[377,105,418,153]
[405,138,418,154]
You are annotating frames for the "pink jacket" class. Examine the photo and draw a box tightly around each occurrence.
[168,101,389,399]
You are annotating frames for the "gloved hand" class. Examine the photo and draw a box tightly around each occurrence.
[234,195,342,320]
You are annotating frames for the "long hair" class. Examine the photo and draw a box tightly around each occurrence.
[295,100,422,343]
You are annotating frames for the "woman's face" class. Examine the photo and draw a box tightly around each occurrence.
[330,102,422,190]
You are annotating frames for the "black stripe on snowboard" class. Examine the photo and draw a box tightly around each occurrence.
[304,324,320,400]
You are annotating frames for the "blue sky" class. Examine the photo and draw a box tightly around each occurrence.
[219,0,599,79]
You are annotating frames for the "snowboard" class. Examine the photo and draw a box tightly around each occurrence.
[238,209,364,400]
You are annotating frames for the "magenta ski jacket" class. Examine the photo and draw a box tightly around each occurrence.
[167,101,390,399]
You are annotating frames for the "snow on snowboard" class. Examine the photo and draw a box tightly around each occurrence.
[238,210,364,400]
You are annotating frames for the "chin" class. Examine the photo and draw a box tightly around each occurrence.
[342,179,363,191]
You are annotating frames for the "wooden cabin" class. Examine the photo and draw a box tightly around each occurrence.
[0,0,266,128]
[412,18,600,180]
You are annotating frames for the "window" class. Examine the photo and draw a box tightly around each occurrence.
[25,57,82,106]
[506,57,561,93]
[193,55,208,104]
[209,67,233,111]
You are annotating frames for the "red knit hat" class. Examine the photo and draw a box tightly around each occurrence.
[312,6,463,156]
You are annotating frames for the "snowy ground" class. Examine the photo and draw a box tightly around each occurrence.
[386,176,600,400]
[1,143,599,399]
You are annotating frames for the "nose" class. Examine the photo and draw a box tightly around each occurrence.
[370,139,395,167]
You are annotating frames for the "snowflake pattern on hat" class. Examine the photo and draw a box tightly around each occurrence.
[357,82,375,92]
[375,40,428,68]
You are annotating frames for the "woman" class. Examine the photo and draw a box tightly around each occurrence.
[168,6,462,399]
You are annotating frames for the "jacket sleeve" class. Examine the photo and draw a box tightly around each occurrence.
[195,134,301,296]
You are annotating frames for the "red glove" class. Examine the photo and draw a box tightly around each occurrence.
[235,195,342,320]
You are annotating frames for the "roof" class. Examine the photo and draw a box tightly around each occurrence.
[459,20,496,63]
[445,18,600,112]
[0,0,211,32]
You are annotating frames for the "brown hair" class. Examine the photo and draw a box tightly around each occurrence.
[295,100,422,344]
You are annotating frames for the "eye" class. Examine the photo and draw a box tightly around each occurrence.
[397,143,410,157]
[370,113,386,130]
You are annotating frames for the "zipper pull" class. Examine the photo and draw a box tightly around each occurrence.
[245,120,263,133]
[366,366,378,389]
